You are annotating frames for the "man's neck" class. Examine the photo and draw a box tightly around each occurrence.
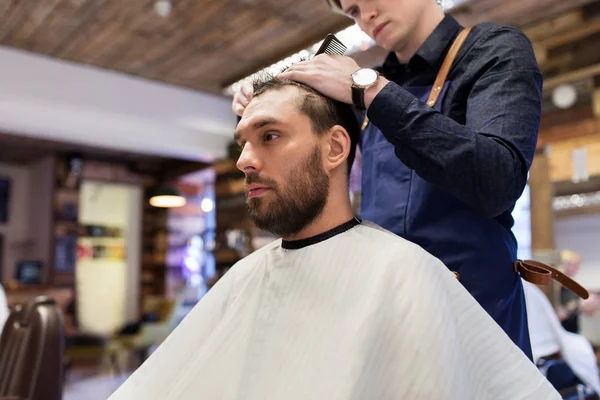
[282,192,354,242]
[394,7,445,64]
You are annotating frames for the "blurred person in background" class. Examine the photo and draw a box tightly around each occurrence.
[555,250,600,334]
[524,280,600,399]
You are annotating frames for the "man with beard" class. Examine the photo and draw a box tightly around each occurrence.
[109,78,559,400]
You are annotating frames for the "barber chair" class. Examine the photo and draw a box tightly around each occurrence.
[0,296,65,400]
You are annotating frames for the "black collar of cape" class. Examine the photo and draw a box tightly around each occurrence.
[281,217,362,250]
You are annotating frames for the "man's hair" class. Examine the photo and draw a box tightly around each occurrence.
[252,75,360,177]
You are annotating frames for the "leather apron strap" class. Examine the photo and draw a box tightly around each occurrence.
[426,26,471,107]
[515,259,589,299]
[361,26,472,131]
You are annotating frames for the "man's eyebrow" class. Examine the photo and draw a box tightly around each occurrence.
[342,2,355,14]
[234,117,282,142]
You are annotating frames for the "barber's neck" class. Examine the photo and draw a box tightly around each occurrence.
[282,180,354,242]
[394,6,445,64]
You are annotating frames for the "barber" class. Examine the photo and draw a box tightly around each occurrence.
[232,0,543,358]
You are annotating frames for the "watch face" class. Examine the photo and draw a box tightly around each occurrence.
[353,69,378,87]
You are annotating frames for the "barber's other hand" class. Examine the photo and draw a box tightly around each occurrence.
[278,54,388,108]
[232,81,253,117]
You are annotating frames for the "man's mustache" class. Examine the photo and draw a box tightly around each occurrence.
[245,174,278,189]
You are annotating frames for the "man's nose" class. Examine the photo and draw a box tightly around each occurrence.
[236,143,261,173]
[361,7,378,24]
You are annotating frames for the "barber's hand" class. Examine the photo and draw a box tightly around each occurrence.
[278,54,388,108]
[279,54,357,104]
[232,81,253,117]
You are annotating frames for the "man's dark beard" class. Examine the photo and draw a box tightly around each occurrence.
[246,146,329,238]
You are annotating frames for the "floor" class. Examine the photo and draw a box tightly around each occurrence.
[62,303,193,399]
[63,365,132,400]
[64,373,130,400]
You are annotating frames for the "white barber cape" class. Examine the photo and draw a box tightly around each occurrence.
[110,220,559,400]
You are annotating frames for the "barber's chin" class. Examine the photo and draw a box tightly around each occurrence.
[379,37,398,52]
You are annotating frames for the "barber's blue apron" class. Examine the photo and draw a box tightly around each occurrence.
[359,83,532,359]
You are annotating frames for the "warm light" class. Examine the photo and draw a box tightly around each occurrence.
[553,191,600,211]
[154,0,172,17]
[149,195,186,208]
[201,197,214,213]
[552,84,577,109]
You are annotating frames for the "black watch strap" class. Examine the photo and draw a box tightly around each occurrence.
[352,86,366,111]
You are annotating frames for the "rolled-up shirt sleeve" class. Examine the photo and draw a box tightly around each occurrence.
[367,27,543,218]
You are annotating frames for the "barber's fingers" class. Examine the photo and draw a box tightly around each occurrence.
[278,68,312,84]
[232,81,253,116]
[282,62,311,74]
[232,102,246,117]
[232,92,249,116]
[240,81,253,98]
[284,54,337,72]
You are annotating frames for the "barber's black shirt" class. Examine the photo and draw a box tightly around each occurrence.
[368,13,543,222]
[360,13,542,359]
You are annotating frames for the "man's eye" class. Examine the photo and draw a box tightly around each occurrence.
[264,133,279,142]
[347,7,359,17]
[238,142,246,150]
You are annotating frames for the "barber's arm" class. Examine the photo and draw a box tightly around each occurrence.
[366,28,543,218]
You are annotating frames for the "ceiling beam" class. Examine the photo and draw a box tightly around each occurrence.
[537,18,600,49]
[524,10,584,41]
[544,63,600,90]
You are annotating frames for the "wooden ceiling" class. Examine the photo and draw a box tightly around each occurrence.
[0,0,599,96]
[0,0,350,95]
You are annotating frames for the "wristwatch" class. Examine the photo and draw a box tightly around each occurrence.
[351,68,380,111]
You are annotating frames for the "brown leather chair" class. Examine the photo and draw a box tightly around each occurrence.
[0,296,65,400]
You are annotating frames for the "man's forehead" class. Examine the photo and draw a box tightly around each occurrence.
[247,86,302,113]
[240,87,302,124]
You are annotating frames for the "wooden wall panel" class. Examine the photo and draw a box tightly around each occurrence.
[548,135,600,182]
[539,118,598,145]
[540,105,595,130]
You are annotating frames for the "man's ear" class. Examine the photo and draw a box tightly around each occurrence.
[324,125,350,172]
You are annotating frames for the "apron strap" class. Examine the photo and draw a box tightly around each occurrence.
[515,259,590,299]
[361,26,473,131]
[426,26,472,107]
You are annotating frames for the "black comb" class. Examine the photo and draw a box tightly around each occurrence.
[314,33,347,57]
